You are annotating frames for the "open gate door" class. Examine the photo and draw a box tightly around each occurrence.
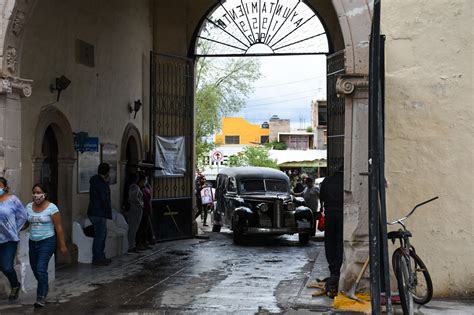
[150,53,195,241]
[326,50,345,174]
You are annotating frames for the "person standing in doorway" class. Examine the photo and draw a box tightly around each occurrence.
[0,177,27,301]
[136,172,153,250]
[25,183,67,308]
[127,173,144,253]
[319,166,344,298]
[87,163,112,266]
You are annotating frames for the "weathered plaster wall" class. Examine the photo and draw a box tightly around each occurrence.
[19,0,152,218]
[383,0,473,297]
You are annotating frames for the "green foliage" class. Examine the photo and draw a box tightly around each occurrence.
[195,42,262,167]
[228,146,278,169]
[265,140,288,150]
[306,126,314,133]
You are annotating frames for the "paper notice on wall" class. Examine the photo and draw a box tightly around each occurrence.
[101,143,118,185]
[154,136,186,177]
[77,137,100,193]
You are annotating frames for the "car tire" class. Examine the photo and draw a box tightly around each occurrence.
[298,233,310,245]
[212,225,221,232]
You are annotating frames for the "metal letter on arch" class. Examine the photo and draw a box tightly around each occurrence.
[195,0,329,57]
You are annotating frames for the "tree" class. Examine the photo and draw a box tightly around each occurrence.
[195,42,262,167]
[228,146,278,169]
[265,140,288,150]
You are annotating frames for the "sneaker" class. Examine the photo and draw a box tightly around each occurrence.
[8,286,20,301]
[92,259,110,266]
[34,297,46,308]
[104,258,112,264]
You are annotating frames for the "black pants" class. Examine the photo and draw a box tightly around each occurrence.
[137,212,151,246]
[324,209,343,277]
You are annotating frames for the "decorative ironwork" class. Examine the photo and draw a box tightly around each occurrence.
[326,50,345,176]
[196,0,329,57]
[151,54,194,199]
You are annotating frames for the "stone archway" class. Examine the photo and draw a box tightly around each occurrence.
[32,106,75,245]
[119,123,143,206]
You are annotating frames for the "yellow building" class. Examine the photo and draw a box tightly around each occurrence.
[215,117,270,145]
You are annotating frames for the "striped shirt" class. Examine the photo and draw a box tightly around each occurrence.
[26,202,59,241]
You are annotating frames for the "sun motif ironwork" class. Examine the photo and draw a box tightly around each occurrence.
[196,0,329,56]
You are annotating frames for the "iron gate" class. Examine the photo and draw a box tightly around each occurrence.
[326,50,345,175]
[150,53,195,240]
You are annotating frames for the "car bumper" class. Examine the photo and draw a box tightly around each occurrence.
[243,227,313,235]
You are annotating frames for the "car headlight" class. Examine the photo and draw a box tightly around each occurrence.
[287,202,295,211]
[258,203,269,212]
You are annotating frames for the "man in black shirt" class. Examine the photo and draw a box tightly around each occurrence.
[319,166,344,297]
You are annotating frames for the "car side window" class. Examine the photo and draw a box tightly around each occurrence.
[227,177,237,192]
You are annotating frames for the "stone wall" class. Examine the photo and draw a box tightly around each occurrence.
[383,0,474,297]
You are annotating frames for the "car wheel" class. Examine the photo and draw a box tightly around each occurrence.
[299,233,310,245]
[212,225,221,232]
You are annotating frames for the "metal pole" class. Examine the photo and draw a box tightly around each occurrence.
[369,0,382,313]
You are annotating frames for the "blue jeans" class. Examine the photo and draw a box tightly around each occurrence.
[89,216,107,262]
[0,241,20,289]
[29,235,56,299]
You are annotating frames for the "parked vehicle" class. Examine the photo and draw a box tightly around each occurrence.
[212,167,314,245]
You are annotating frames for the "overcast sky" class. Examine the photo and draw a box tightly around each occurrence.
[232,55,327,129]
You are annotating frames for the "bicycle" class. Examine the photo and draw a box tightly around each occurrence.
[387,196,438,315]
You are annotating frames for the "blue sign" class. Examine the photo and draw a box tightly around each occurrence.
[74,136,99,152]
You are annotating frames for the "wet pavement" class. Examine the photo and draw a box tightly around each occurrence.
[0,228,332,314]
[1,226,472,314]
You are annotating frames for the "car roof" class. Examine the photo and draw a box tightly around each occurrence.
[218,167,289,181]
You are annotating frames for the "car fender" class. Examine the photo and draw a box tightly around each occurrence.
[233,206,253,226]
[295,206,314,230]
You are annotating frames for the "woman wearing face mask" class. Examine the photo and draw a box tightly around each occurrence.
[0,177,27,301]
[25,183,67,308]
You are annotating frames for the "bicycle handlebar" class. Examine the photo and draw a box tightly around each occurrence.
[388,196,439,225]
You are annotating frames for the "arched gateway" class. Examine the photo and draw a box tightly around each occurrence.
[0,0,374,295]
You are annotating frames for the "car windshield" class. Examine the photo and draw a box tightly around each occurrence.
[239,179,288,194]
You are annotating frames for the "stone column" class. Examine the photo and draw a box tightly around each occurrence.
[0,72,32,192]
[336,74,371,292]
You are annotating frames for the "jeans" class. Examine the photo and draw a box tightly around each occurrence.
[89,216,107,262]
[0,241,20,289]
[29,235,56,299]
[127,208,143,250]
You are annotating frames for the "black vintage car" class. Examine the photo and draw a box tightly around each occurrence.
[212,167,314,245]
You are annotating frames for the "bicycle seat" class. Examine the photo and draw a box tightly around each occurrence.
[387,230,412,240]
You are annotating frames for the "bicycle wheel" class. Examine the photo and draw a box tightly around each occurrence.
[393,249,414,315]
[409,249,433,305]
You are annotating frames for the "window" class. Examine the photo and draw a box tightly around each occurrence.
[260,136,269,144]
[289,135,309,150]
[227,177,237,192]
[225,135,240,144]
[239,180,265,193]
[265,180,289,193]
[318,106,327,126]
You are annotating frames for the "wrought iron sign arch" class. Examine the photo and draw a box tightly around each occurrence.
[194,0,330,57]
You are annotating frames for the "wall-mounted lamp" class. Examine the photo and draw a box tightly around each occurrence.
[50,75,71,102]
[129,99,142,119]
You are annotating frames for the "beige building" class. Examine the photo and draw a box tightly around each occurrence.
[311,99,327,149]
[0,0,472,299]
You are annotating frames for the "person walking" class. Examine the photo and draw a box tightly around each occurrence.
[0,177,27,301]
[319,166,344,297]
[87,163,112,266]
[136,172,153,250]
[25,183,67,308]
[127,173,144,253]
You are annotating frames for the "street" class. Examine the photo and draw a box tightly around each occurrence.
[0,230,331,314]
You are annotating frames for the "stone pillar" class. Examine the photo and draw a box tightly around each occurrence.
[0,71,32,295]
[0,72,32,191]
[336,74,371,292]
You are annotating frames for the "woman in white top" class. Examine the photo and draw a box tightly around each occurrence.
[25,183,67,308]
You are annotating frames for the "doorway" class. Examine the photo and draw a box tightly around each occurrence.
[40,126,59,204]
